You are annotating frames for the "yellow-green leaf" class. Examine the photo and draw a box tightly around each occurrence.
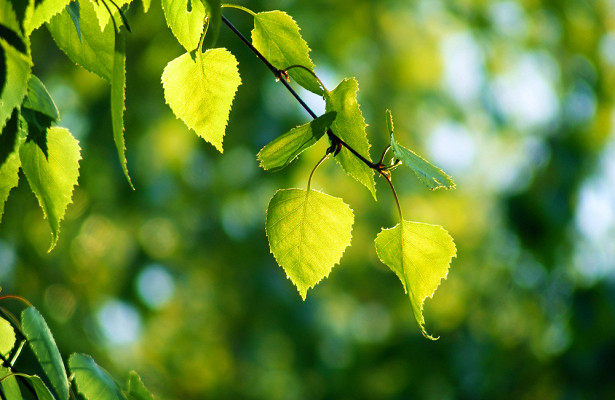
[111,28,132,187]
[0,109,23,223]
[266,188,354,299]
[24,0,71,34]
[20,127,81,251]
[162,48,241,153]
[257,111,336,171]
[0,317,15,359]
[161,0,206,51]
[325,78,376,199]
[374,220,456,340]
[252,11,322,94]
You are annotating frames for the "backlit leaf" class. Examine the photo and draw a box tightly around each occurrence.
[374,220,456,340]
[266,188,354,299]
[23,75,59,121]
[162,48,241,153]
[0,110,22,223]
[0,316,15,359]
[22,306,70,400]
[0,366,21,399]
[252,11,322,94]
[111,28,132,187]
[387,110,455,190]
[20,127,81,251]
[126,371,154,400]
[91,0,131,32]
[258,111,336,171]
[0,3,32,129]
[70,353,126,400]
[24,0,71,34]
[161,0,206,51]
[325,78,376,199]
[48,0,114,82]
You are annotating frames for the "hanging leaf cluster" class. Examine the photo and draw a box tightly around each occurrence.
[0,0,458,339]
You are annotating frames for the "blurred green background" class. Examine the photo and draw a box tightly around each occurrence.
[2,0,615,398]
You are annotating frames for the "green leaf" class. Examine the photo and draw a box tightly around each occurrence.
[48,0,114,82]
[66,1,81,41]
[387,110,455,190]
[266,188,354,299]
[252,11,322,94]
[140,0,151,13]
[22,375,56,400]
[20,126,81,251]
[201,0,221,49]
[0,366,21,400]
[23,74,59,121]
[24,0,71,34]
[91,0,131,32]
[161,0,206,51]
[374,220,456,340]
[257,111,336,171]
[0,110,22,223]
[325,78,376,199]
[70,353,126,400]
[21,306,70,400]
[126,371,154,400]
[0,317,15,359]
[111,28,132,187]
[162,48,241,153]
[0,3,32,129]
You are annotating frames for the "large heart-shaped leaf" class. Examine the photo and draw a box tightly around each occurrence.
[266,188,354,299]
[162,48,241,152]
[375,220,456,340]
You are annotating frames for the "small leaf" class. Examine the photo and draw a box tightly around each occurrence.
[0,4,32,129]
[325,78,376,199]
[257,111,336,171]
[374,220,456,340]
[0,366,21,399]
[126,371,154,400]
[111,28,132,187]
[266,188,354,299]
[24,0,72,34]
[20,127,81,251]
[22,306,70,400]
[48,0,114,82]
[252,11,322,94]
[23,75,60,121]
[387,110,455,190]
[162,48,241,153]
[69,353,126,400]
[22,375,56,400]
[161,0,206,51]
[0,317,16,359]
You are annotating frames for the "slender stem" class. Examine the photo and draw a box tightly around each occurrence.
[379,170,403,220]
[221,15,379,170]
[0,295,32,307]
[378,145,391,165]
[307,153,330,191]
[221,3,257,16]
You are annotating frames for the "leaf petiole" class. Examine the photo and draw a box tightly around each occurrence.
[221,3,256,16]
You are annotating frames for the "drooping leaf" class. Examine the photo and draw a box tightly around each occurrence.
[126,371,154,400]
[266,188,354,299]
[374,220,456,340]
[252,10,322,94]
[111,28,132,187]
[21,307,70,400]
[0,110,22,223]
[48,0,114,82]
[23,74,59,121]
[66,0,81,41]
[69,353,126,400]
[387,110,455,190]
[161,0,206,51]
[0,366,21,400]
[201,0,221,49]
[0,317,15,359]
[0,3,32,129]
[258,111,336,171]
[91,0,131,32]
[325,78,376,199]
[24,0,71,34]
[162,48,241,153]
[20,127,81,251]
